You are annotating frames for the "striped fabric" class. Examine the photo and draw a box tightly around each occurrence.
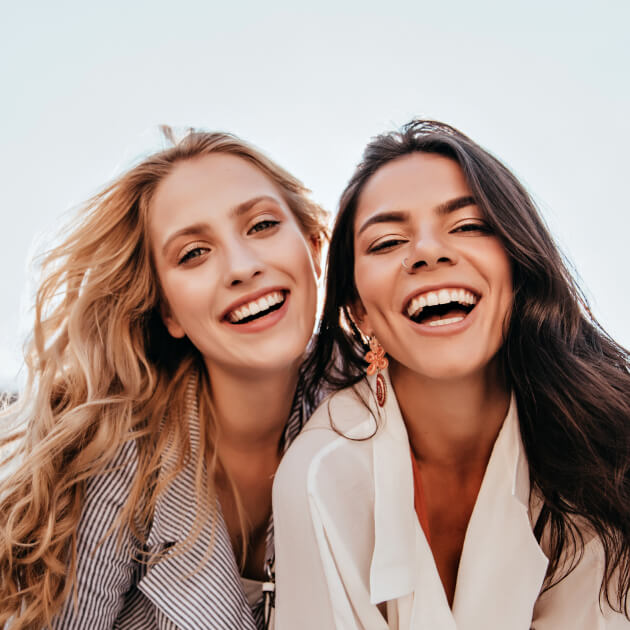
[50,375,310,630]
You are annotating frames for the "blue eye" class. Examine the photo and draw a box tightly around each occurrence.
[249,219,280,234]
[178,246,208,265]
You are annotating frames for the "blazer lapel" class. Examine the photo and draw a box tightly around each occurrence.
[139,508,256,630]
[138,377,256,630]
[451,398,549,630]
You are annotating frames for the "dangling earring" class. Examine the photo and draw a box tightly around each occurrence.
[365,335,388,407]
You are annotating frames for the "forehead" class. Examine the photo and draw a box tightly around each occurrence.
[149,153,285,229]
[354,153,472,228]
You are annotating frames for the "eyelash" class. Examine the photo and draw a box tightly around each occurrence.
[249,218,280,234]
[368,238,407,253]
[178,245,209,265]
[452,221,492,234]
[176,219,280,265]
[367,221,492,253]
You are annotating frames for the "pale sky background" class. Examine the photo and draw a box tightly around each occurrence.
[1,0,628,391]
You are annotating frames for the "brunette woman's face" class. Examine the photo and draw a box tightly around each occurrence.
[150,154,320,378]
[352,152,512,382]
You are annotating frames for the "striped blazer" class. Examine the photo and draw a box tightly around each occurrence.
[51,376,308,630]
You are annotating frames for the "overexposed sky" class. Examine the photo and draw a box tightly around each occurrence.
[1,0,629,390]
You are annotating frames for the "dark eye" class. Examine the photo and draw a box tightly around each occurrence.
[452,222,492,234]
[249,219,280,234]
[368,238,407,253]
[178,246,208,265]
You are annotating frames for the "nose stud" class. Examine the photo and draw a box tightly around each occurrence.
[401,258,415,274]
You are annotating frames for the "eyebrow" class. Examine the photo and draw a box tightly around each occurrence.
[436,195,476,215]
[161,195,281,256]
[230,195,281,219]
[356,195,477,236]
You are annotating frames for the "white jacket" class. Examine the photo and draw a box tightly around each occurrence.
[273,369,628,629]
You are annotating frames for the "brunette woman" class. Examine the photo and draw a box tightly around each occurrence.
[0,129,327,629]
[273,120,630,629]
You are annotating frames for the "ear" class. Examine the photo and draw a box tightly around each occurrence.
[160,302,186,339]
[347,299,373,340]
[309,234,323,279]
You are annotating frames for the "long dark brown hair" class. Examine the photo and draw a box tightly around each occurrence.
[304,119,630,614]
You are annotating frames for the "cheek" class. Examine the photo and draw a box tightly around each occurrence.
[354,256,394,310]
[161,269,214,322]
[489,249,514,335]
[471,240,513,294]
[285,234,319,285]
[496,255,514,308]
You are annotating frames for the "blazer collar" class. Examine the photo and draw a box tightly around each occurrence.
[145,380,199,547]
[139,519,256,630]
[139,374,257,630]
[366,369,549,628]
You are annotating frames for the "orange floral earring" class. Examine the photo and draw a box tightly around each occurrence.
[366,335,388,407]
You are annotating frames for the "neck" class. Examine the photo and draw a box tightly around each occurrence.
[206,362,301,578]
[207,361,300,463]
[389,360,510,475]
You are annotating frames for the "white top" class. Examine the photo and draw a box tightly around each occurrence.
[272,369,628,629]
[241,577,264,609]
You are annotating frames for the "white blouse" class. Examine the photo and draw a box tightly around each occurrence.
[272,369,628,629]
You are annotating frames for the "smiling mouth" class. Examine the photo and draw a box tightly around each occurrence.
[226,290,287,324]
[405,288,478,327]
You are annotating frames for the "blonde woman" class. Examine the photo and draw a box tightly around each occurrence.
[0,129,327,630]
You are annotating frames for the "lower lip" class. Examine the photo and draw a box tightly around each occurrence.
[405,302,479,336]
[223,293,290,333]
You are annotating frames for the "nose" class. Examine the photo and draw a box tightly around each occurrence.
[223,240,264,287]
[403,229,458,273]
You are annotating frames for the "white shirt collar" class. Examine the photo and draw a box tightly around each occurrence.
[364,368,548,622]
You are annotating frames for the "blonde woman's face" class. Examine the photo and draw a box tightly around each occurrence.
[149,154,320,378]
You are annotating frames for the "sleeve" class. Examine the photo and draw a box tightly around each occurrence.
[50,440,140,629]
[531,536,630,629]
[272,431,389,630]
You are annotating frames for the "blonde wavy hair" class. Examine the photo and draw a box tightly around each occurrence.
[0,128,328,629]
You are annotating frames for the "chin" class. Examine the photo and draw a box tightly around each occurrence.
[401,351,489,382]
[237,341,308,374]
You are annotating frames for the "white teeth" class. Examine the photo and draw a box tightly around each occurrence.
[406,287,479,318]
[427,315,465,327]
[227,291,285,323]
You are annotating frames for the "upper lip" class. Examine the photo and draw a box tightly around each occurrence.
[401,283,481,314]
[220,286,288,321]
